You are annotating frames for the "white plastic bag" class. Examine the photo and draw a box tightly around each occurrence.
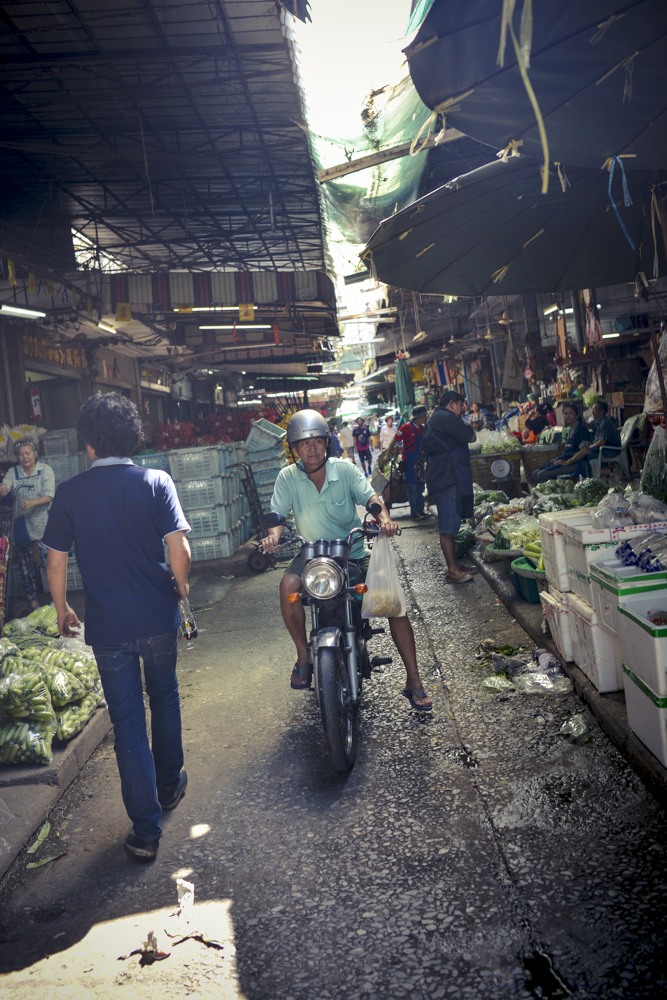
[361,535,406,619]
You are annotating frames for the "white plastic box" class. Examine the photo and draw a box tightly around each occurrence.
[590,558,667,638]
[621,663,667,767]
[567,591,623,692]
[539,586,574,662]
[617,592,667,696]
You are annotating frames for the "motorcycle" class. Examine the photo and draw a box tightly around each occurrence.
[262,501,394,772]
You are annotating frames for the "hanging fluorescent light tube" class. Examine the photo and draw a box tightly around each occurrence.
[174,306,250,313]
[197,342,280,352]
[98,321,116,334]
[0,304,46,319]
[543,304,558,316]
[198,324,272,331]
[602,332,620,339]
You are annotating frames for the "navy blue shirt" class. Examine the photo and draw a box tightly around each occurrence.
[43,463,190,646]
[561,420,591,460]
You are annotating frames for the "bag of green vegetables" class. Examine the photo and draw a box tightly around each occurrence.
[641,426,667,505]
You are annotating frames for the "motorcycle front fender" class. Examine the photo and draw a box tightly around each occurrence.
[313,626,342,650]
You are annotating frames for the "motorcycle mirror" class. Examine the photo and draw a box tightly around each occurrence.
[366,501,382,518]
[262,512,286,529]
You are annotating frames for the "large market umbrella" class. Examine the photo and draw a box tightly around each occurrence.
[363,156,666,297]
[394,357,416,416]
[406,0,667,172]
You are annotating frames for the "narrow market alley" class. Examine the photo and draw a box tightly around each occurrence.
[1,520,666,1000]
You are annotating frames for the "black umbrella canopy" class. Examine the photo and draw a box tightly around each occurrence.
[406,0,667,171]
[363,157,666,296]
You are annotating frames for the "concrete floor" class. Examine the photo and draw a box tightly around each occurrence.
[0,513,666,998]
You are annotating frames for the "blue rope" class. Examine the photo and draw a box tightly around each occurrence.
[608,156,636,251]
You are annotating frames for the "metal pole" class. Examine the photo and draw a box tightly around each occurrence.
[0,332,16,424]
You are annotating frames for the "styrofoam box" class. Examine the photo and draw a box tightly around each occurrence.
[540,587,574,662]
[621,663,667,767]
[567,591,623,692]
[590,558,667,638]
[538,509,596,592]
[617,592,667,696]
[186,503,238,539]
[562,520,666,607]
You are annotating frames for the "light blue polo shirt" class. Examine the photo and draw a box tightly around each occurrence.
[271,458,374,559]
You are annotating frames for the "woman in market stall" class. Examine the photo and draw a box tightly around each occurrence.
[0,438,55,609]
[532,403,592,483]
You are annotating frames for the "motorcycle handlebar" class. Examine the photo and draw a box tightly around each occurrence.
[260,520,400,554]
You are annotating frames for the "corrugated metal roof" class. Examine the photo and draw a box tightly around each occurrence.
[0,0,325,276]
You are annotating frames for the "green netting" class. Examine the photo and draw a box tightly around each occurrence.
[293,5,435,280]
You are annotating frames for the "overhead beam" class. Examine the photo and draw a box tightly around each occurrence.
[316,129,465,184]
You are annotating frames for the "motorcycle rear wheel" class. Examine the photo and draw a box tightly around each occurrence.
[317,645,357,772]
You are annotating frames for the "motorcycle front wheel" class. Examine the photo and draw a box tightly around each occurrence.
[317,645,357,772]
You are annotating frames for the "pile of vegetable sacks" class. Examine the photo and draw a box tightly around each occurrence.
[0,606,103,765]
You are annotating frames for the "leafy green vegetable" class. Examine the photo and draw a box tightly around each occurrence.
[454,528,477,558]
[573,478,611,505]
[26,820,51,855]
[532,478,575,496]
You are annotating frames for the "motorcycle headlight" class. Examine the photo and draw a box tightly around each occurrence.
[302,557,345,600]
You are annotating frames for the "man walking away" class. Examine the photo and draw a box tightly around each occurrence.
[352,417,373,476]
[422,390,477,584]
[391,405,428,520]
[44,392,191,861]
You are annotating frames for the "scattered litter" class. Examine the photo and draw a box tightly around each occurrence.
[26,820,51,855]
[560,713,591,744]
[121,930,170,965]
[26,851,67,869]
[476,638,527,659]
[176,877,195,917]
[513,672,572,695]
[480,676,515,692]
[165,930,225,952]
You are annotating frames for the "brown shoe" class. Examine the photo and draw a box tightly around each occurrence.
[446,571,474,584]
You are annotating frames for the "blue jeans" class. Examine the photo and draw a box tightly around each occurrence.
[92,631,183,841]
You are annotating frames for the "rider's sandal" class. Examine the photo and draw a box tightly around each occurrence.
[402,687,433,712]
[290,663,313,690]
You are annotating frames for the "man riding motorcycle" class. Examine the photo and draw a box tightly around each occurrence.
[261,410,432,711]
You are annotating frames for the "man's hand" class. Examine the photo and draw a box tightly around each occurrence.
[261,528,283,554]
[378,514,401,537]
[57,604,82,637]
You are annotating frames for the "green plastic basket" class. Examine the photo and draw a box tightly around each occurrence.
[510,556,547,604]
